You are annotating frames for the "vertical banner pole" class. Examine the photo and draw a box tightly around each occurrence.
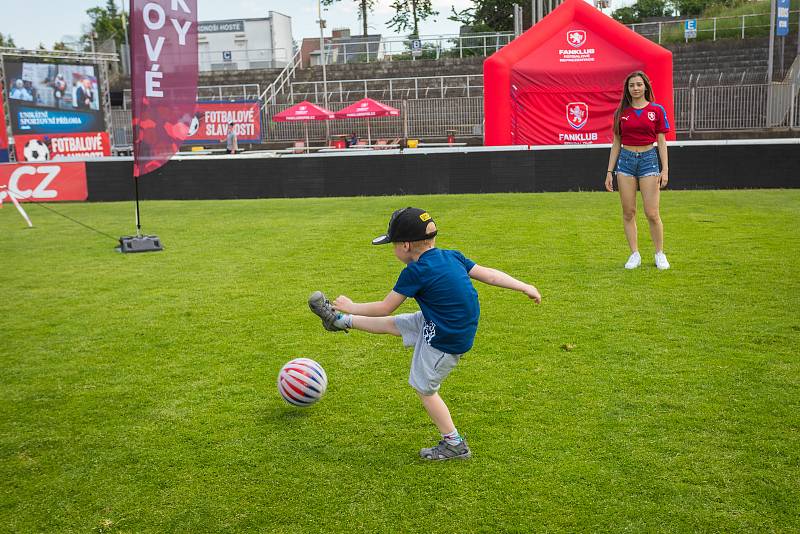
[318,0,330,145]
[123,0,198,253]
[134,177,142,237]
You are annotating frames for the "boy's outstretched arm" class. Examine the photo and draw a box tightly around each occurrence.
[468,264,542,303]
[332,290,407,317]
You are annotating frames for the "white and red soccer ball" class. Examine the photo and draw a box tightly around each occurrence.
[277,358,328,407]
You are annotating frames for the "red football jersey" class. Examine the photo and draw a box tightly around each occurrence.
[619,102,670,145]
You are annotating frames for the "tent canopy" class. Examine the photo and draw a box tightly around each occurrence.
[333,98,400,119]
[272,101,335,122]
[484,0,674,146]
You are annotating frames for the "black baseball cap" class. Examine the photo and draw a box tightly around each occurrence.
[372,207,437,245]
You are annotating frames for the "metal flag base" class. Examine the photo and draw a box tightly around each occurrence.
[117,235,163,253]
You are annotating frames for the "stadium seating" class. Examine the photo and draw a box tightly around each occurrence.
[666,34,799,86]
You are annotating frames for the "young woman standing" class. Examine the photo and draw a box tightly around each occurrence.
[605,71,671,270]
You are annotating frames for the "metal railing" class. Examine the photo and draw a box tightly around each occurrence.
[682,83,799,131]
[322,32,515,64]
[108,83,799,147]
[122,84,261,110]
[110,109,134,147]
[260,48,302,107]
[198,47,291,72]
[291,74,484,104]
[264,83,799,141]
[627,10,799,43]
[264,97,484,142]
[675,70,771,87]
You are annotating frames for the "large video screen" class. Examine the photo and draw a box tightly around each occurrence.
[4,60,105,135]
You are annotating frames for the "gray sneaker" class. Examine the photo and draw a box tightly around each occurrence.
[420,439,471,461]
[308,291,348,332]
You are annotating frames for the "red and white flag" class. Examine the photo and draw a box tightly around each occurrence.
[130,0,198,177]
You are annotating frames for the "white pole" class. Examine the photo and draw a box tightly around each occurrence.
[0,186,33,227]
[768,0,776,82]
[318,0,330,144]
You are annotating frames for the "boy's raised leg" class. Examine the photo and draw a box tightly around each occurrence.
[351,316,401,335]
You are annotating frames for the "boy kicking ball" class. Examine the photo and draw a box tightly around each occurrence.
[309,207,541,461]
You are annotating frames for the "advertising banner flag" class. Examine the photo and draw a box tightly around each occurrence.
[0,162,88,202]
[184,101,263,144]
[131,0,198,177]
[0,86,8,163]
[14,132,111,162]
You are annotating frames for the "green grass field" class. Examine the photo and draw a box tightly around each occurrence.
[2,191,799,532]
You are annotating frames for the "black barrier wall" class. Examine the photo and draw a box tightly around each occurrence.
[86,144,799,201]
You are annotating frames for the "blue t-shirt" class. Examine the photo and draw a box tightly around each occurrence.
[393,248,480,354]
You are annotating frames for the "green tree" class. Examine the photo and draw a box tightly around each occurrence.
[636,0,674,17]
[0,32,16,47]
[671,0,716,16]
[84,0,126,49]
[322,0,377,36]
[612,6,639,23]
[449,0,515,32]
[612,0,673,22]
[387,0,439,37]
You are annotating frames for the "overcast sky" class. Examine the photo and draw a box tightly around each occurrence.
[0,0,482,50]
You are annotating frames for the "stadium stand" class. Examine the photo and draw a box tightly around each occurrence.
[667,34,799,86]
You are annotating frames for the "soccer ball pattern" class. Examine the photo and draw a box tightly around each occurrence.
[188,114,201,137]
[278,358,328,407]
[23,139,50,161]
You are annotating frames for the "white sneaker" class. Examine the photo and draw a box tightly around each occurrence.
[655,252,670,270]
[624,251,641,269]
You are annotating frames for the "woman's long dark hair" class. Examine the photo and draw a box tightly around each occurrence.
[613,71,655,136]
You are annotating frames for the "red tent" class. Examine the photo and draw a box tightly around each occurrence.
[272,100,335,121]
[484,0,674,146]
[272,101,335,147]
[334,98,400,144]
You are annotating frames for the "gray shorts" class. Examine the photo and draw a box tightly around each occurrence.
[394,311,462,396]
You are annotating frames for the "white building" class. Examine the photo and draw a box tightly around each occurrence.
[197,12,294,72]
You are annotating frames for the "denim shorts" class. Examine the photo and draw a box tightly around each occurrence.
[394,311,462,396]
[615,148,661,179]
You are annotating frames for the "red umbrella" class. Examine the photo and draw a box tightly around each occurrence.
[333,98,400,145]
[272,100,335,148]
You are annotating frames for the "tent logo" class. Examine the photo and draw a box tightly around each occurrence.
[567,30,587,48]
[567,102,589,130]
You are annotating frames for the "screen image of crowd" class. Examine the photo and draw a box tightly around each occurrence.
[6,62,100,112]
